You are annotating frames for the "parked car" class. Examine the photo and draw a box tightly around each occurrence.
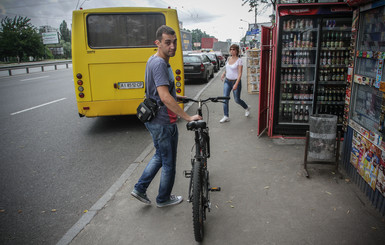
[213,51,226,67]
[207,53,220,72]
[183,53,214,83]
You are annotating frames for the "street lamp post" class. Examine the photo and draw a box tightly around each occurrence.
[239,27,246,46]
[240,19,250,48]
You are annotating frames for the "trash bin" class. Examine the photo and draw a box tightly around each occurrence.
[308,114,337,161]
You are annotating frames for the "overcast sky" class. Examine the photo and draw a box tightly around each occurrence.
[0,0,273,42]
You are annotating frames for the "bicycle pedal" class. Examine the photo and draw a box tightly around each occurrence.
[183,170,192,178]
[210,187,221,192]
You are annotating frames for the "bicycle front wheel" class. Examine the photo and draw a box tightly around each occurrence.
[192,160,204,242]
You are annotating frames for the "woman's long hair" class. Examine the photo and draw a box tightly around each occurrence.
[229,44,239,56]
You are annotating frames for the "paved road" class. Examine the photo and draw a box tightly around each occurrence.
[0,66,221,245]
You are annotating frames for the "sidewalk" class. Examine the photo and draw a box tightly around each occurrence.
[66,59,385,245]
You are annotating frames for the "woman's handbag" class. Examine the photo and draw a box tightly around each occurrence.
[136,98,159,123]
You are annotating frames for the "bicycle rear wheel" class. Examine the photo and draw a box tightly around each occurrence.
[192,160,204,242]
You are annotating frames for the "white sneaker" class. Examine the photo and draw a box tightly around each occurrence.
[245,107,250,117]
[220,116,230,123]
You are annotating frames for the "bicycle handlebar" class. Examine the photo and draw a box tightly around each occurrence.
[179,96,230,104]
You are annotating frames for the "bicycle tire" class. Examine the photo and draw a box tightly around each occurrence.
[192,159,204,242]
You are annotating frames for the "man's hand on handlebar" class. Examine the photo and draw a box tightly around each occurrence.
[177,95,190,103]
[189,114,202,122]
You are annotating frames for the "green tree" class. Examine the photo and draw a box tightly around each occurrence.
[59,20,71,42]
[0,16,45,62]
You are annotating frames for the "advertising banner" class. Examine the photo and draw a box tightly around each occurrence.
[42,32,59,44]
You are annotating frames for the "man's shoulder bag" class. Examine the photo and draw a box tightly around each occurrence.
[136,98,159,123]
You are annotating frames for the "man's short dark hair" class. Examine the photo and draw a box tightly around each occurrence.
[156,25,175,41]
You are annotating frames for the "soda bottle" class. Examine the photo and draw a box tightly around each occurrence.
[299,106,304,121]
[326,69,331,81]
[289,51,293,64]
[322,51,327,65]
[304,85,309,101]
[328,88,333,101]
[298,51,302,65]
[326,32,331,47]
[344,51,349,65]
[332,68,336,81]
[292,68,297,81]
[319,69,323,82]
[320,86,325,101]
[304,106,309,122]
[287,84,293,100]
[282,84,287,100]
[291,20,295,30]
[327,51,332,65]
[309,85,313,100]
[340,87,345,101]
[336,87,341,101]
[340,69,345,81]
[317,87,322,101]
[330,32,335,48]
[289,33,294,48]
[288,68,292,81]
[283,104,288,121]
[294,84,299,100]
[335,51,340,65]
[309,32,314,48]
[294,105,299,121]
[322,33,326,48]
[339,32,344,48]
[303,32,308,48]
[288,105,293,121]
[336,68,341,81]
[299,68,304,81]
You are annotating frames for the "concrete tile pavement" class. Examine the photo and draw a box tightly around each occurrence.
[64,57,385,245]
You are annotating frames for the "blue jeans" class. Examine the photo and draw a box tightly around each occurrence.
[134,123,178,203]
[223,79,248,117]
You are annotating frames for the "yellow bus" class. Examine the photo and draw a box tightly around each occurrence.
[71,7,184,117]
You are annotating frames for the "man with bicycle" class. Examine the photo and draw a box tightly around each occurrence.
[131,25,202,207]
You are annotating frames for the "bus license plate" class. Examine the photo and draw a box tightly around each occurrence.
[118,82,144,89]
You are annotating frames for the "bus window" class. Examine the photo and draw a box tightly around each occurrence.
[87,14,165,48]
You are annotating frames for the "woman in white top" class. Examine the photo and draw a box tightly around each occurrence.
[220,44,250,123]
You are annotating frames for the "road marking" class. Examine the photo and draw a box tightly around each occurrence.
[20,76,49,81]
[10,98,67,115]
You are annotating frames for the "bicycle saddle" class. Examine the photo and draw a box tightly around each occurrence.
[186,120,207,130]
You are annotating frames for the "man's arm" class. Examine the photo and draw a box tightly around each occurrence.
[157,86,201,122]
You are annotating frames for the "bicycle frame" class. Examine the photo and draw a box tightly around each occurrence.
[182,96,229,242]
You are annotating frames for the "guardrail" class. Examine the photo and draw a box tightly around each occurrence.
[0,60,72,76]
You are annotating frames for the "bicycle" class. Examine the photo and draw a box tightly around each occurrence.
[180,96,230,242]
